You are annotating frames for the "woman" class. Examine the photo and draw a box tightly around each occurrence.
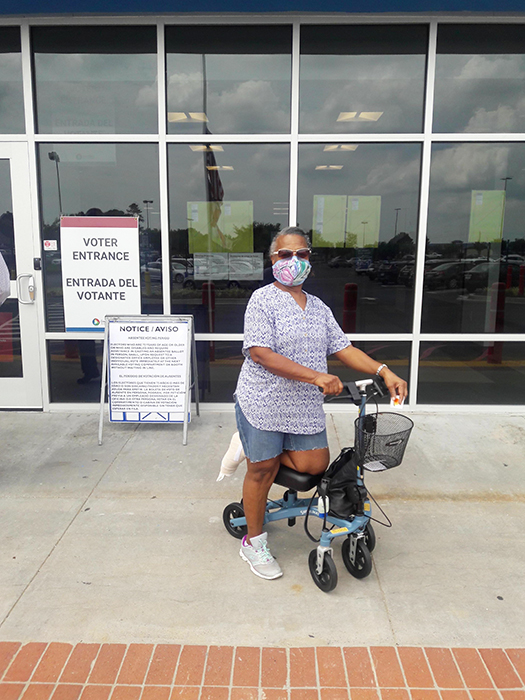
[220,227,407,580]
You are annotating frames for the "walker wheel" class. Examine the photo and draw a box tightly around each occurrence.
[364,523,376,552]
[308,549,338,593]
[341,536,372,579]
[222,502,248,540]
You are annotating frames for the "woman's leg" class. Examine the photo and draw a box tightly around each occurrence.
[280,447,330,474]
[242,455,281,543]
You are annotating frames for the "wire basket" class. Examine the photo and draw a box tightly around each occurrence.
[354,412,414,472]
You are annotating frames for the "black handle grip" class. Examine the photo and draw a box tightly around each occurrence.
[323,377,389,404]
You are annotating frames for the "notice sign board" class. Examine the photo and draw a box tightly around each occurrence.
[60,216,141,332]
[98,315,199,446]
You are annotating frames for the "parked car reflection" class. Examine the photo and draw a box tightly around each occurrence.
[424,260,479,290]
[464,261,523,293]
[141,259,194,285]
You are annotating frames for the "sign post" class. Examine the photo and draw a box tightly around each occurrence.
[98,315,199,446]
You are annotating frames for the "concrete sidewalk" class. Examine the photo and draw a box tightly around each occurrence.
[0,408,524,648]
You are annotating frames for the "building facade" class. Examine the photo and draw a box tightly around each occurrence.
[1,5,525,411]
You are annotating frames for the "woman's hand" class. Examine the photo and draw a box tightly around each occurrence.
[313,372,344,395]
[381,368,408,402]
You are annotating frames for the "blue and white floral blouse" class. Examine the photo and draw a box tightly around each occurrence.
[235,284,351,434]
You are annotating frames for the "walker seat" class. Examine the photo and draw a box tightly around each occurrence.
[273,464,323,492]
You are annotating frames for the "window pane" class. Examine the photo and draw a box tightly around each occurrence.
[423,143,525,334]
[0,28,24,133]
[418,341,525,404]
[196,340,242,402]
[38,143,162,332]
[300,25,427,134]
[329,341,411,404]
[166,25,291,134]
[32,26,157,134]
[0,159,16,279]
[434,25,525,133]
[48,339,103,401]
[0,299,22,378]
[168,143,290,332]
[297,143,421,333]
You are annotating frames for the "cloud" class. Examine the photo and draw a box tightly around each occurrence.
[430,143,511,190]
[167,71,203,108]
[457,55,525,80]
[464,98,525,133]
[135,83,157,108]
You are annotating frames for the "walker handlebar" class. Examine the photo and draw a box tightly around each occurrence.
[325,376,388,405]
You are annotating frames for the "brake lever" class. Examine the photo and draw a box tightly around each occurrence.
[372,375,389,398]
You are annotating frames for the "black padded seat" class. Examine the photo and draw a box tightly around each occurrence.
[273,464,323,492]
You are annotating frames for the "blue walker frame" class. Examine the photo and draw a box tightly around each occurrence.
[225,378,382,590]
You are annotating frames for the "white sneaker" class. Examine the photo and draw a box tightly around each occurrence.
[239,532,283,580]
[217,432,246,481]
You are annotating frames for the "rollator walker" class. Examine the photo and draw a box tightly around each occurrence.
[223,377,413,592]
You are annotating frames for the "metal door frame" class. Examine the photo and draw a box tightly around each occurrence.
[0,141,45,409]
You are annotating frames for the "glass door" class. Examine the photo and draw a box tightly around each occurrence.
[0,142,43,408]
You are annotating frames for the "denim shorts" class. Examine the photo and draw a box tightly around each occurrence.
[235,401,328,463]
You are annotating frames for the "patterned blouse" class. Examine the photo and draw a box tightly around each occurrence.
[235,284,351,434]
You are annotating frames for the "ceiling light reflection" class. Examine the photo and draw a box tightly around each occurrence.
[189,145,224,152]
[323,144,358,151]
[167,112,209,123]
[336,112,357,122]
[336,111,383,122]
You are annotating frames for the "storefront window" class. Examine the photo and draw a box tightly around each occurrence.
[418,341,525,404]
[434,25,525,133]
[0,27,24,133]
[167,142,290,332]
[423,143,525,334]
[297,143,421,333]
[166,25,292,134]
[32,26,158,134]
[38,143,162,331]
[300,25,428,134]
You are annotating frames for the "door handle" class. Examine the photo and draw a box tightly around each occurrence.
[16,273,36,304]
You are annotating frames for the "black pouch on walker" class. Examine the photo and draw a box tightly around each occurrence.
[318,447,367,519]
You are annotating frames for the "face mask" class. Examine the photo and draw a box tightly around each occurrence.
[272,256,312,287]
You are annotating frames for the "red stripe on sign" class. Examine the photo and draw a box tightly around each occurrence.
[61,217,138,228]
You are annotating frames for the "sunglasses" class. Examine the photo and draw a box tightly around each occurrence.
[274,248,311,260]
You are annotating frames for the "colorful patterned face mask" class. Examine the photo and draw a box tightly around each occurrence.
[272,256,312,287]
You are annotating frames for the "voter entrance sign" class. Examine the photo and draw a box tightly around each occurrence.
[98,315,199,446]
[60,216,141,332]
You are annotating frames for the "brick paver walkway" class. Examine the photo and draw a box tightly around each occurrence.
[1,644,524,700]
